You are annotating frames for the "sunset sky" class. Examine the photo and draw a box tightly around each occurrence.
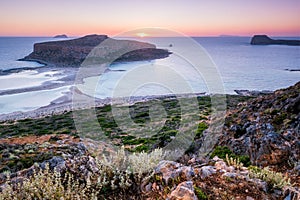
[0,0,299,37]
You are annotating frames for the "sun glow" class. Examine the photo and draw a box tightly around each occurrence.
[136,32,148,37]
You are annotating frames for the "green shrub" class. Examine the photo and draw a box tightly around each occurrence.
[134,144,149,152]
[196,122,208,137]
[273,113,287,125]
[210,146,233,159]
[210,146,251,167]
[194,186,208,200]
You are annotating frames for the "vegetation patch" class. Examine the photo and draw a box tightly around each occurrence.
[210,146,251,167]
[194,186,208,200]
[195,122,208,137]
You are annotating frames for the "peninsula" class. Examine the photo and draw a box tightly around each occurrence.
[19,34,171,67]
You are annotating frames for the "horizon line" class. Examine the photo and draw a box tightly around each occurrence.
[0,34,300,38]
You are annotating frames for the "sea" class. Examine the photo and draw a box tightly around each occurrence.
[0,36,299,114]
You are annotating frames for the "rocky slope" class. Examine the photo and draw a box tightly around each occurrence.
[251,35,300,46]
[20,34,171,67]
[220,82,300,172]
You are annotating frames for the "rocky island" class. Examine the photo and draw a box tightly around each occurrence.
[251,35,300,46]
[19,34,171,67]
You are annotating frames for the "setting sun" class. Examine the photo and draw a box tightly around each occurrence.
[136,32,148,37]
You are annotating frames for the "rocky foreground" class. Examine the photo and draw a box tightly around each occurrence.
[0,82,299,199]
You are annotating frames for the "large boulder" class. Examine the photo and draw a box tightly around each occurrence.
[168,181,198,200]
[154,160,194,184]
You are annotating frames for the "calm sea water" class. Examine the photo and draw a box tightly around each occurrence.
[0,36,299,114]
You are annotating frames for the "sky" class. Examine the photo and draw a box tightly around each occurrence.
[0,0,299,37]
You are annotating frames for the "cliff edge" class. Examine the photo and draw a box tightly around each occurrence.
[20,34,171,67]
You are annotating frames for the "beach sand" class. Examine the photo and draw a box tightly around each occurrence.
[0,65,207,122]
[0,83,206,122]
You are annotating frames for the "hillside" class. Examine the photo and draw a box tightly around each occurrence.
[0,82,299,199]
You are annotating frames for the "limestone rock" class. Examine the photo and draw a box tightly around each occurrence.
[197,166,216,179]
[40,156,65,171]
[168,181,198,200]
[249,131,291,166]
[155,160,194,184]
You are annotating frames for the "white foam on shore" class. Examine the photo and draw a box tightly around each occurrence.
[0,86,70,114]
[0,70,65,91]
[78,54,208,99]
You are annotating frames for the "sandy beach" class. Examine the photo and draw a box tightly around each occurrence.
[0,80,207,122]
[0,66,78,96]
[0,61,209,122]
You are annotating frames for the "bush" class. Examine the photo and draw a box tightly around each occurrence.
[194,186,208,200]
[210,146,251,167]
[196,122,208,137]
[0,147,166,199]
[248,166,292,189]
[0,164,99,199]
[210,146,233,159]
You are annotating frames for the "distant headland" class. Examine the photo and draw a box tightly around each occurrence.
[19,34,171,67]
[53,34,68,38]
[250,35,300,46]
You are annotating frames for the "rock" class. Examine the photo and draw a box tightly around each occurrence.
[54,34,68,38]
[234,89,273,96]
[249,131,291,166]
[180,166,195,180]
[246,177,268,193]
[214,160,227,171]
[20,34,171,67]
[168,181,198,200]
[250,35,300,46]
[286,94,300,114]
[198,166,216,179]
[145,183,152,192]
[212,156,223,162]
[273,189,283,199]
[155,160,181,175]
[222,172,238,179]
[40,156,66,171]
[154,161,194,184]
[285,69,300,72]
[65,155,99,181]
[294,164,300,176]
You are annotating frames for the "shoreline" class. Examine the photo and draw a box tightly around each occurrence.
[0,65,278,122]
[0,66,78,96]
[0,63,282,123]
[0,88,208,122]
